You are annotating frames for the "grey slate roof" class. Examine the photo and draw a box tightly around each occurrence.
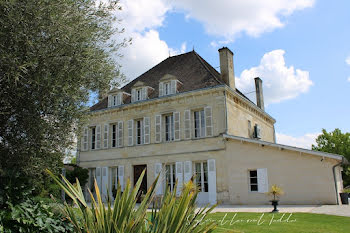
[90,50,251,111]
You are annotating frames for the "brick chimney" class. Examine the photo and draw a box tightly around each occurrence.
[254,77,264,110]
[218,47,235,90]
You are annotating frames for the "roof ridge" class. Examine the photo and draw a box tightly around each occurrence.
[193,51,223,85]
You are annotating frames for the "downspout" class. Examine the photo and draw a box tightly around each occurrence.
[332,157,345,205]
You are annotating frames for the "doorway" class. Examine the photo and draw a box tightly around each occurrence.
[133,164,147,203]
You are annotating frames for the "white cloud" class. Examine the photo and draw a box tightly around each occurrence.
[276,132,320,149]
[115,0,185,82]
[236,50,313,105]
[347,77,350,82]
[119,30,181,81]
[346,56,350,66]
[172,0,315,42]
[113,0,315,82]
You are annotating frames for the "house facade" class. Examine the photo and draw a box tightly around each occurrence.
[78,47,347,205]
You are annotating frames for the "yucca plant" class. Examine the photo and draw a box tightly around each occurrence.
[47,169,216,232]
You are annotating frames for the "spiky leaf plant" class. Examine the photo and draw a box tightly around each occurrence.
[47,169,216,232]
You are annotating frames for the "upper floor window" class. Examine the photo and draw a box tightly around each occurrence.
[155,112,180,143]
[91,127,96,149]
[135,119,144,145]
[194,110,205,138]
[165,114,174,141]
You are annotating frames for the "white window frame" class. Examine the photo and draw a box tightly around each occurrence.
[194,109,206,138]
[249,170,258,192]
[194,161,208,193]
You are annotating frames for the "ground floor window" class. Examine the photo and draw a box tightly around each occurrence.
[249,170,258,192]
[89,168,96,191]
[110,167,118,194]
[165,164,176,191]
[195,162,208,192]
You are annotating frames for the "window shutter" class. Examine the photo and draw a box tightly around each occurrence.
[184,161,192,183]
[170,80,177,94]
[207,159,217,204]
[154,163,163,195]
[101,167,109,201]
[155,115,162,143]
[142,87,148,100]
[131,89,136,102]
[117,121,123,147]
[159,82,164,97]
[127,120,134,146]
[257,168,268,193]
[108,95,112,107]
[114,93,120,105]
[175,162,183,196]
[96,167,102,195]
[204,106,213,137]
[173,112,180,141]
[96,125,101,149]
[118,165,124,191]
[184,110,191,139]
[82,127,88,151]
[103,124,109,149]
[143,117,150,144]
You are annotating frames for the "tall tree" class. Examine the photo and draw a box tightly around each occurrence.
[0,0,128,206]
[312,128,350,187]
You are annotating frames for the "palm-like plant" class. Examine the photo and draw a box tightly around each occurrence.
[47,169,216,232]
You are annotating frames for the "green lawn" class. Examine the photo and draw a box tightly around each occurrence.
[201,212,350,233]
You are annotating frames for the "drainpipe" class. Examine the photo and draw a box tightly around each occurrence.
[332,157,346,205]
[224,89,228,135]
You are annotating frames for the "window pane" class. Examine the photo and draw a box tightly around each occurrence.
[251,185,258,192]
[91,127,96,149]
[250,177,257,184]
[200,110,205,137]
[112,124,116,147]
[250,170,257,177]
[194,112,200,138]
[203,162,208,192]
[195,163,202,190]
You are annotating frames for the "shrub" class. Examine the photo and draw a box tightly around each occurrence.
[0,198,73,233]
[48,169,217,232]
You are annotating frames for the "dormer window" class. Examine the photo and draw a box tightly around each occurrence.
[107,88,130,108]
[131,82,153,103]
[108,92,123,107]
[159,74,182,97]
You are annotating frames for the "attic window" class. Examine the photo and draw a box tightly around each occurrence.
[108,93,122,107]
[159,80,178,97]
[131,87,148,103]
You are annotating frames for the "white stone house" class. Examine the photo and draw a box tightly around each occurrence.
[78,47,348,205]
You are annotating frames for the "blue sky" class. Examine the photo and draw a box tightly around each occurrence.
[113,0,350,148]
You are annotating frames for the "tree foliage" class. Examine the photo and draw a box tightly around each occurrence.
[312,128,350,187]
[0,0,127,206]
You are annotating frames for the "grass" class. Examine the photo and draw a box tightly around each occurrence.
[200,212,350,233]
